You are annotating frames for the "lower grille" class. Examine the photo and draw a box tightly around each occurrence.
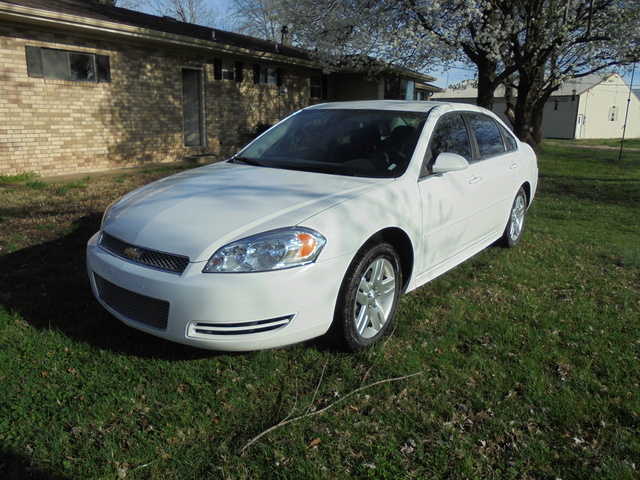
[94,273,169,330]
[190,316,293,336]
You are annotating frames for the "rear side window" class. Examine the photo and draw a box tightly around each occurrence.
[467,113,505,158]
[498,123,518,151]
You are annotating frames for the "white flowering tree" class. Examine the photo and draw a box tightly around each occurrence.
[500,0,639,142]
[280,0,640,143]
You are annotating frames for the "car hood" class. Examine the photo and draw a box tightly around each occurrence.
[103,162,392,262]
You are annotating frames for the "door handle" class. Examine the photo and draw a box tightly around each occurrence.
[509,162,519,170]
[469,176,482,185]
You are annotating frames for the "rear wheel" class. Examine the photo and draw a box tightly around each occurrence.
[331,242,401,352]
[502,187,527,247]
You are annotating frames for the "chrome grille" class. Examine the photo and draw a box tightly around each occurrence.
[99,233,189,274]
[94,273,169,330]
[189,316,293,337]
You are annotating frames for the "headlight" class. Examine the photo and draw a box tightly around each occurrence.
[203,227,326,273]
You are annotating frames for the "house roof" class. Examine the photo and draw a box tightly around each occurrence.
[0,0,438,85]
[1,0,313,60]
[431,73,624,100]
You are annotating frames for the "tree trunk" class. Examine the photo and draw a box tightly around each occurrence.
[475,56,498,110]
[503,78,517,127]
[512,90,533,143]
[512,66,546,146]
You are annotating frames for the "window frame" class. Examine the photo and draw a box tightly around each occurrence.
[309,75,326,99]
[421,112,474,177]
[214,59,243,82]
[421,111,520,178]
[25,46,110,83]
[221,60,236,81]
[252,64,283,86]
[181,67,205,148]
[465,112,509,160]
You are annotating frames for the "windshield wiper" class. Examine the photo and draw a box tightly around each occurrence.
[230,156,264,167]
[275,162,342,175]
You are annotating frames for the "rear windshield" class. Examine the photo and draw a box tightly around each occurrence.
[236,109,428,178]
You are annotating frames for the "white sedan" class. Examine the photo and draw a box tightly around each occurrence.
[86,101,538,352]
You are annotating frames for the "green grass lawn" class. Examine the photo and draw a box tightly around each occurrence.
[1,143,638,479]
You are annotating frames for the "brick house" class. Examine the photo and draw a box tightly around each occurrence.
[0,0,439,177]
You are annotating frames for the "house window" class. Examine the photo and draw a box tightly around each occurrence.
[261,67,277,85]
[25,46,110,82]
[221,61,236,80]
[609,106,618,122]
[253,65,278,85]
[213,59,243,82]
[253,65,282,86]
[554,99,559,111]
[384,77,416,100]
[310,76,321,97]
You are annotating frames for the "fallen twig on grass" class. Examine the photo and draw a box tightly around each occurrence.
[238,369,424,455]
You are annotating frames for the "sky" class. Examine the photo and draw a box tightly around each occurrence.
[207,0,639,91]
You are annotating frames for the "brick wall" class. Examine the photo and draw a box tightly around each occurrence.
[0,24,316,177]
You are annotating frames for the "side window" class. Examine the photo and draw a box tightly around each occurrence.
[25,46,110,83]
[253,65,277,85]
[498,123,518,151]
[467,113,505,158]
[213,59,243,82]
[423,114,472,175]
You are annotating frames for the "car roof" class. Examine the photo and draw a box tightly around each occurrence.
[305,100,488,114]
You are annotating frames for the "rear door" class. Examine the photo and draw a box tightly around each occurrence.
[466,113,521,235]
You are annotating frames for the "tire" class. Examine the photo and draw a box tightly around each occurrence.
[502,187,527,247]
[331,242,402,352]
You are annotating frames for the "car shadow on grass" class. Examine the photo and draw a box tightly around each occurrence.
[0,213,222,361]
[0,447,69,480]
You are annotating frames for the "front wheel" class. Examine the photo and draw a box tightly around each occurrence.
[331,242,402,352]
[502,187,527,247]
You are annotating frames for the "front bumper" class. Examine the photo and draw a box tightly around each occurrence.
[86,232,348,351]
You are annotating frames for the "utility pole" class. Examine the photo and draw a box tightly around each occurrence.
[619,62,636,161]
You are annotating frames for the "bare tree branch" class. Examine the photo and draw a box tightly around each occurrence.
[238,370,424,455]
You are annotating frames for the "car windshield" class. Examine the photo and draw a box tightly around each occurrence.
[236,109,428,178]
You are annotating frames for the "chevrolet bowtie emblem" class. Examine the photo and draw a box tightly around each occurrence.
[124,247,142,260]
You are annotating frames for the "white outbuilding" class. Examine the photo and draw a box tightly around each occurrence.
[432,73,640,139]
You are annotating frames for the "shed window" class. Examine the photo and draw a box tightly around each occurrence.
[25,46,110,83]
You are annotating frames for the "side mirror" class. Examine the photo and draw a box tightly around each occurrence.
[432,152,469,173]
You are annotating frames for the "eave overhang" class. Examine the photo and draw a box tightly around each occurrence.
[0,2,320,69]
